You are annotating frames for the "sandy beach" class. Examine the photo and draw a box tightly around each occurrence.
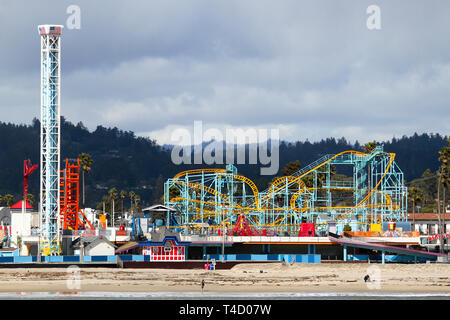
[0,263,448,294]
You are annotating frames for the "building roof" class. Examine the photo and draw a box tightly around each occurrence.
[10,200,33,210]
[407,212,450,222]
[142,204,177,212]
[72,236,116,250]
[115,236,190,254]
[138,236,191,247]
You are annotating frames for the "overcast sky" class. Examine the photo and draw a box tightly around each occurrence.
[0,0,449,145]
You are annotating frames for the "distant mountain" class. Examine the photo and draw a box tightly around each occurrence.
[0,117,447,208]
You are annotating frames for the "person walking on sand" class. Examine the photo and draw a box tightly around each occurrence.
[201,279,205,293]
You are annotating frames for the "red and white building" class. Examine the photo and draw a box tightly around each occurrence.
[141,237,188,261]
[116,236,191,261]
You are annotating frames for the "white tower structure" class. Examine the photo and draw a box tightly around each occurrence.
[38,25,63,255]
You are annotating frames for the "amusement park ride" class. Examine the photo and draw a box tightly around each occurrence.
[164,147,407,236]
[33,24,410,256]
[38,25,93,255]
[59,158,94,231]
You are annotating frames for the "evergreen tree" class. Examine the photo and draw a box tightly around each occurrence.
[281,160,301,176]
[153,174,165,204]
[363,141,377,153]
[79,153,93,206]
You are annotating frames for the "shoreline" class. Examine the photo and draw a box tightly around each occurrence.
[0,291,449,300]
[0,263,447,294]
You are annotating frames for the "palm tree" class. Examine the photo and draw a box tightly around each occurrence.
[363,141,377,153]
[79,153,93,206]
[120,190,127,213]
[120,190,127,223]
[438,140,449,209]
[3,194,14,207]
[108,188,118,227]
[129,191,136,213]
[408,187,423,228]
[27,193,35,207]
[168,186,180,201]
[101,195,109,213]
[438,167,449,234]
[438,140,449,252]
[134,194,141,212]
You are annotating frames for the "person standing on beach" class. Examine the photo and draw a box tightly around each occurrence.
[201,279,205,293]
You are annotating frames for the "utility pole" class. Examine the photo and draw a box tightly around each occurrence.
[37,202,41,262]
[438,172,444,254]
[112,199,115,228]
[222,218,225,262]
[80,236,84,262]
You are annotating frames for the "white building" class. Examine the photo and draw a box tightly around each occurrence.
[408,212,450,234]
[72,236,116,256]
[9,201,39,255]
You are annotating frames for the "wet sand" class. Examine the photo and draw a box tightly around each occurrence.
[0,263,448,293]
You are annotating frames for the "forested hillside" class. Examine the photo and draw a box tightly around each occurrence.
[0,118,447,210]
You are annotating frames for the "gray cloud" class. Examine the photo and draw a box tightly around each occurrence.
[0,0,448,144]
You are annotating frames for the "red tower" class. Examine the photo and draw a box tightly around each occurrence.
[60,158,94,230]
[23,159,38,204]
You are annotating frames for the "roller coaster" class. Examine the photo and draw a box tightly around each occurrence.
[164,146,407,235]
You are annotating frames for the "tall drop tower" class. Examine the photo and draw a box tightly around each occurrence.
[38,25,63,255]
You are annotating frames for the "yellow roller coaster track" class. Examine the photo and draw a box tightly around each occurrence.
[173,168,226,180]
[334,152,396,222]
[172,180,231,205]
[172,169,260,209]
[264,150,367,201]
[265,151,396,224]
[218,173,260,208]
[264,176,307,203]
[169,150,400,228]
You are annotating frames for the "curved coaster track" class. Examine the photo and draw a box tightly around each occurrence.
[164,146,407,235]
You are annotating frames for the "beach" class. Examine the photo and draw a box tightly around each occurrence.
[0,263,448,294]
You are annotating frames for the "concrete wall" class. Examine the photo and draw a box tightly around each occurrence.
[0,249,19,257]
[188,243,343,260]
[11,212,32,239]
[347,254,435,262]
[206,254,321,263]
[222,244,310,254]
